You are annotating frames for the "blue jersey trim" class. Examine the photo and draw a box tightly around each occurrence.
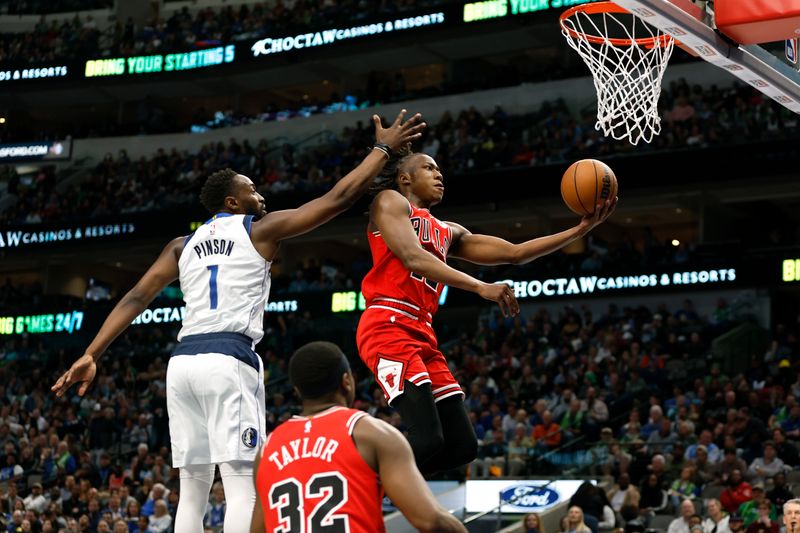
[182,232,195,248]
[172,332,259,371]
[243,215,254,236]
[205,212,235,225]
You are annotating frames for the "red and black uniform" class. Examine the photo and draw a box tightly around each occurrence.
[356,202,464,404]
[256,406,385,533]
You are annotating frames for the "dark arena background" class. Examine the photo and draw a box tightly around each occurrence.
[1,0,800,532]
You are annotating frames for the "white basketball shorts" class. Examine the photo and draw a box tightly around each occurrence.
[167,334,265,468]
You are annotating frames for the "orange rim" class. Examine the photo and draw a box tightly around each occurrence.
[559,1,673,48]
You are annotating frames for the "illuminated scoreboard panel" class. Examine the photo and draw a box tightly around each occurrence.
[784,259,800,282]
[0,311,84,335]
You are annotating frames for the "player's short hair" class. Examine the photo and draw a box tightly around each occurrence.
[784,498,800,513]
[200,168,238,214]
[289,341,351,400]
[368,145,418,195]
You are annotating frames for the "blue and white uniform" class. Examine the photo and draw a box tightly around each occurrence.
[167,213,270,468]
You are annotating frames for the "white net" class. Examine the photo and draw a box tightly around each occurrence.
[561,3,675,145]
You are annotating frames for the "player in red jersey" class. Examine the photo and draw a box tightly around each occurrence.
[356,149,617,474]
[250,341,466,533]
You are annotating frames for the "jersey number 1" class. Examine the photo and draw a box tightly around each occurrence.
[269,473,348,532]
[207,265,219,309]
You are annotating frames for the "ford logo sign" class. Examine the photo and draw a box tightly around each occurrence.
[500,485,560,510]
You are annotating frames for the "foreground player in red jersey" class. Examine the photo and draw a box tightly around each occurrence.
[357,150,617,474]
[251,341,466,533]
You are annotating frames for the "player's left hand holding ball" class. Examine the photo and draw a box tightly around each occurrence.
[578,196,618,234]
[51,354,96,397]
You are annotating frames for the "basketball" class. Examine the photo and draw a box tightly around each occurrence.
[560,159,618,216]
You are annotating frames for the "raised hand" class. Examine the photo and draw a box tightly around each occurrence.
[477,282,520,317]
[373,109,426,152]
[579,195,618,232]
[51,354,97,397]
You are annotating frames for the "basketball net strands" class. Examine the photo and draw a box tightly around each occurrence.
[560,0,800,146]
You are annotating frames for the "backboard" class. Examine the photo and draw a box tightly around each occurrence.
[611,0,800,114]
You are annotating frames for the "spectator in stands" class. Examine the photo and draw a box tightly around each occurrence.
[204,481,225,528]
[472,430,508,478]
[561,506,592,533]
[508,424,534,477]
[522,512,545,533]
[585,387,609,429]
[729,514,745,533]
[766,472,793,509]
[22,483,46,514]
[669,467,699,510]
[533,411,562,450]
[688,431,722,463]
[608,473,638,513]
[669,499,697,533]
[639,473,668,517]
[147,500,172,532]
[771,429,799,467]
[605,442,632,478]
[717,449,747,485]
[648,418,678,457]
[691,447,717,488]
[779,406,800,440]
[702,499,730,533]
[641,406,666,440]
[571,482,611,532]
[738,484,775,527]
[0,483,22,516]
[746,442,786,485]
[561,399,587,441]
[721,470,752,514]
[745,501,778,533]
[141,483,168,517]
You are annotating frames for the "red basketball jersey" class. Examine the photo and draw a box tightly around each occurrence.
[362,203,452,317]
[256,406,385,533]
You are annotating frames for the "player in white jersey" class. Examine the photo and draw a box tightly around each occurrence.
[51,110,424,533]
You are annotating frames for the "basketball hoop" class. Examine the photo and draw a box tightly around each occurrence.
[560,1,675,145]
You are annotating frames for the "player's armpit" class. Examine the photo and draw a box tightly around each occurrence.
[355,417,466,533]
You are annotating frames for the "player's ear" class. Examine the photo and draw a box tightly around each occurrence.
[223,195,239,212]
[292,386,304,400]
[342,372,355,394]
[397,169,412,187]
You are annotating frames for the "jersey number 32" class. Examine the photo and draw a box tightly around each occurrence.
[268,472,348,532]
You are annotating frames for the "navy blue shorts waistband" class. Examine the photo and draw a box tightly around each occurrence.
[172,332,260,372]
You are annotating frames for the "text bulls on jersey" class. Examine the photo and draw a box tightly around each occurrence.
[410,216,449,258]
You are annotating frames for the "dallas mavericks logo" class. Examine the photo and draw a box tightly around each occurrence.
[500,484,559,510]
[242,427,258,448]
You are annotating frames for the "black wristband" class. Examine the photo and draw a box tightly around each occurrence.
[373,143,391,160]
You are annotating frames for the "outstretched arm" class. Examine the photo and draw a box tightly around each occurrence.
[51,237,183,397]
[449,197,617,265]
[354,416,467,533]
[252,110,425,246]
[373,189,519,316]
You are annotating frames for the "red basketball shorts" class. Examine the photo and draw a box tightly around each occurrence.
[356,305,464,404]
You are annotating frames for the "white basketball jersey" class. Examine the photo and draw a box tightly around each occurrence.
[178,213,271,344]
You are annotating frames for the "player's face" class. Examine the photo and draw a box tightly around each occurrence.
[405,155,444,205]
[231,175,267,218]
